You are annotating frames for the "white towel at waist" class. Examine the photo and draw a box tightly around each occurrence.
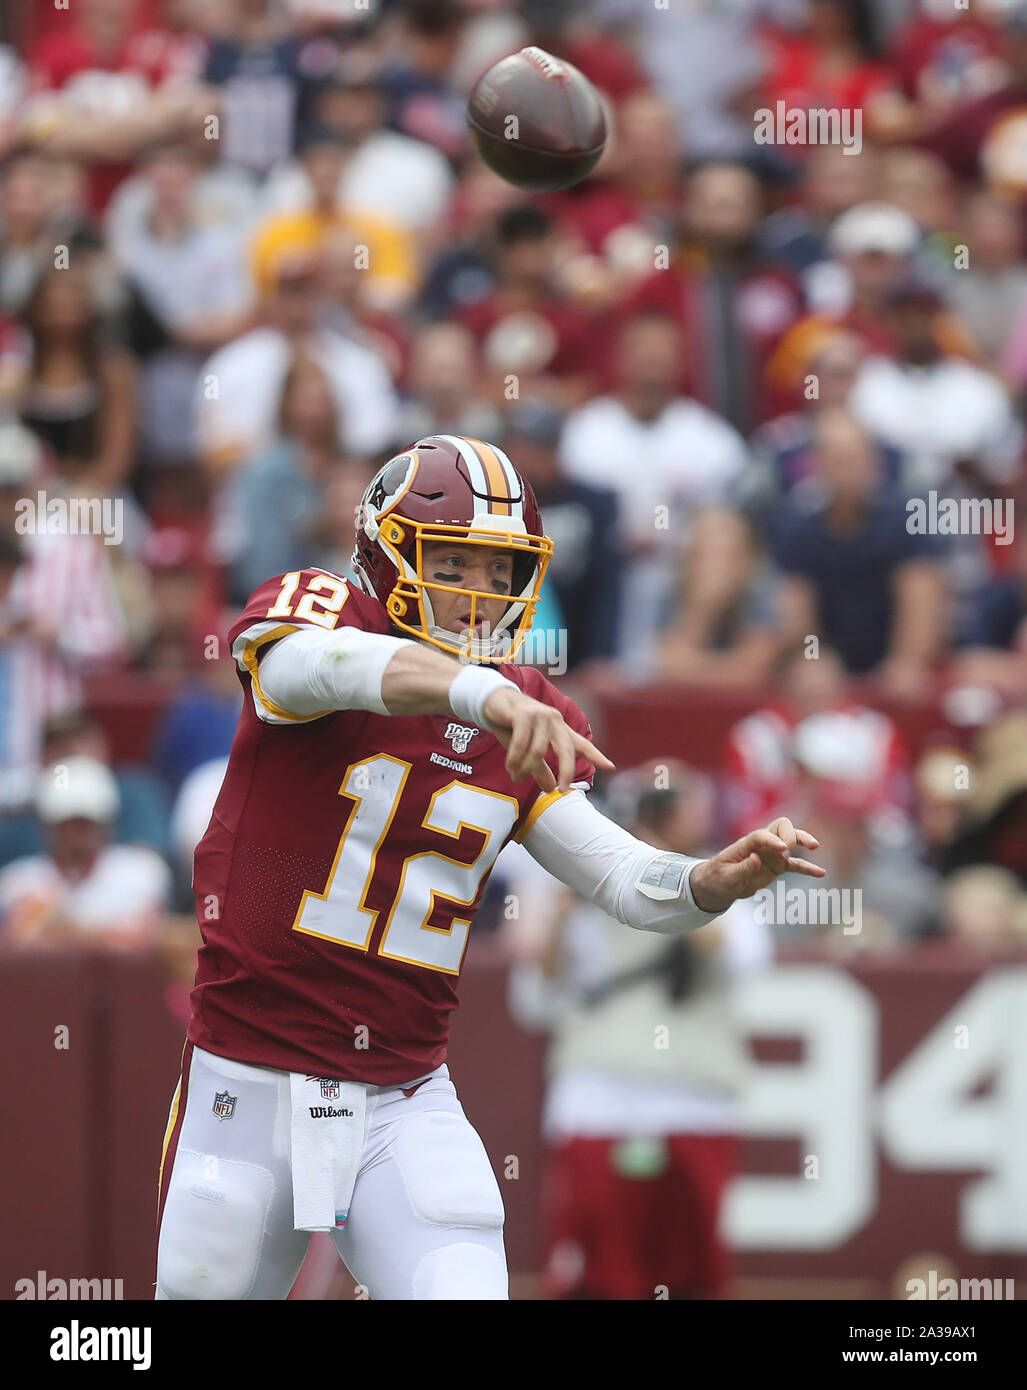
[289,1073,367,1233]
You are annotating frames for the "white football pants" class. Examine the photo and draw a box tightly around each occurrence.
[155,1044,508,1300]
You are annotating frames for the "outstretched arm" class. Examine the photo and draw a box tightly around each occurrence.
[253,624,613,792]
[521,790,822,933]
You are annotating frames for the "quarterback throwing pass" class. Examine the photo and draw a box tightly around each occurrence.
[154,434,823,1301]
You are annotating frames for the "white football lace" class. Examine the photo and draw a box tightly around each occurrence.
[520,46,567,81]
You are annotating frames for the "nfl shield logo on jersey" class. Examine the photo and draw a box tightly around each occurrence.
[444,722,478,755]
[212,1090,237,1121]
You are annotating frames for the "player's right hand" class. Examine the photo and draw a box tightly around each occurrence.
[482,685,614,793]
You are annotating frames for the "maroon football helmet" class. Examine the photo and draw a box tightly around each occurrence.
[350,435,553,662]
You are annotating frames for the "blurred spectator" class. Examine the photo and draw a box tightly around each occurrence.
[458,204,602,410]
[503,759,772,1300]
[226,354,369,603]
[501,397,622,674]
[548,89,683,262]
[0,524,40,824]
[948,190,1027,369]
[251,124,418,311]
[135,525,221,678]
[940,865,1027,952]
[0,754,171,952]
[170,753,228,907]
[151,647,241,795]
[194,247,399,472]
[774,408,947,694]
[40,706,171,858]
[877,148,958,260]
[107,137,253,476]
[628,161,804,431]
[758,143,879,284]
[722,646,911,843]
[849,275,1022,494]
[0,42,27,160]
[398,322,500,443]
[263,61,453,240]
[748,328,903,533]
[947,500,1027,701]
[914,745,976,872]
[890,0,1005,120]
[317,228,411,385]
[779,709,941,946]
[19,262,137,492]
[626,0,768,159]
[200,0,307,181]
[0,152,59,315]
[942,710,1027,887]
[318,458,379,583]
[757,0,901,147]
[0,309,30,420]
[377,0,470,162]
[658,507,791,689]
[418,163,524,319]
[0,420,126,809]
[21,0,205,213]
[560,312,748,671]
[921,2,1027,196]
[783,200,922,346]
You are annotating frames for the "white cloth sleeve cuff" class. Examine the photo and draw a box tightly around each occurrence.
[448,664,509,730]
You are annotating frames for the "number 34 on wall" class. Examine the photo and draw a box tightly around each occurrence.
[724,966,1027,1253]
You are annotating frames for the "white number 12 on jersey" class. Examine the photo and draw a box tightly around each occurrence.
[292,754,519,974]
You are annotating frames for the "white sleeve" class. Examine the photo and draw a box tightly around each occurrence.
[520,788,724,934]
[233,622,414,724]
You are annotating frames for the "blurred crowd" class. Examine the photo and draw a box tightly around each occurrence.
[1,0,1027,963]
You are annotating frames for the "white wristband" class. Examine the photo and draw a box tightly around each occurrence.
[449,664,509,730]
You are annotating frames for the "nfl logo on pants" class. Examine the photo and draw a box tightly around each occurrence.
[307,1075,341,1099]
[212,1090,237,1121]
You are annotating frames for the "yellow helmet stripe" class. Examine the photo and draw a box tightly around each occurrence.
[489,440,525,521]
[465,437,512,516]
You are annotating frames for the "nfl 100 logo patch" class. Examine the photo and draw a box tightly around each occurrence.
[306,1075,341,1100]
[444,722,478,755]
[212,1090,237,1121]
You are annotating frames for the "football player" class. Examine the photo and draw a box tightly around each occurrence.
[155,435,823,1301]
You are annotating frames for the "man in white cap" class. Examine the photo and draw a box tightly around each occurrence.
[0,754,171,950]
[812,200,922,325]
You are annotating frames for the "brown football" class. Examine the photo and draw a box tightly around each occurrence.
[467,46,608,193]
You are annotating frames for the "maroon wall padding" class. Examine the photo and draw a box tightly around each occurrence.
[1,954,106,1294]
[3,946,1027,1300]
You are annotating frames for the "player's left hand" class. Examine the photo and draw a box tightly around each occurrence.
[689,817,824,914]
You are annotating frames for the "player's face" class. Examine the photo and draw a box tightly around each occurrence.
[420,541,514,637]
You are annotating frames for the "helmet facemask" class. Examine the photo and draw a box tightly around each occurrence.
[375,515,553,663]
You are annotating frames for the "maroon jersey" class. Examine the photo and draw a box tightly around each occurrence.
[188,568,595,1083]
